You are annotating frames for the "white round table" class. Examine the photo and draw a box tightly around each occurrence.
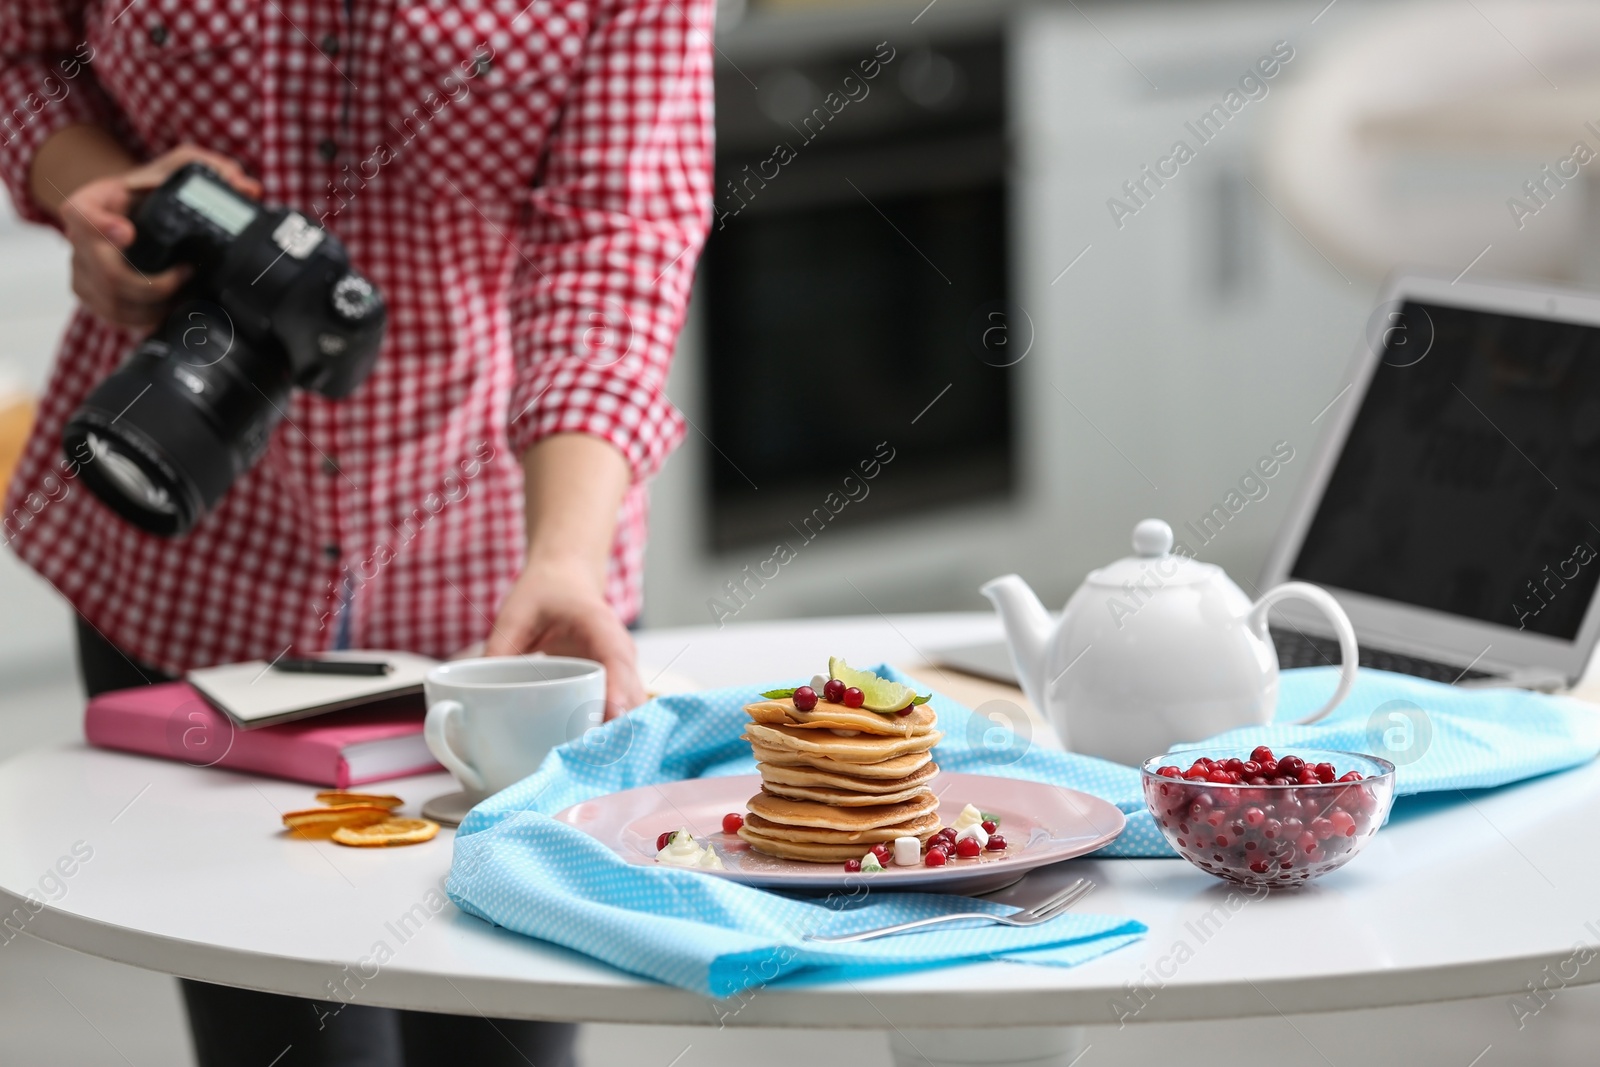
[3,614,1598,1066]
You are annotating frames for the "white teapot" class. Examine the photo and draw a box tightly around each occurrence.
[981,519,1358,766]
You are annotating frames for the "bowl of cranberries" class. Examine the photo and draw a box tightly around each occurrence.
[1142,747,1395,888]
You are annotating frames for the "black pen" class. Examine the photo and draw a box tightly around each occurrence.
[272,657,392,676]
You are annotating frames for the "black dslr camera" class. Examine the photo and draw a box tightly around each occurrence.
[63,163,386,537]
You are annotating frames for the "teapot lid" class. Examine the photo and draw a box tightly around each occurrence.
[1084,519,1223,588]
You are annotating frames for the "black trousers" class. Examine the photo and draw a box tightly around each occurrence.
[76,619,578,1067]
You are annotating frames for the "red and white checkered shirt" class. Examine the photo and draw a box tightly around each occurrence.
[0,0,712,672]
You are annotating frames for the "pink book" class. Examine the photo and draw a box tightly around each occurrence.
[84,681,442,788]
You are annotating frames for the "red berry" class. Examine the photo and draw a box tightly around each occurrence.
[656,831,672,850]
[1328,810,1357,837]
[1241,760,1262,776]
[955,838,981,857]
[1278,755,1305,776]
[1260,760,1279,776]
[1310,817,1335,840]
[1337,770,1363,782]
[1243,807,1265,827]
[986,834,1006,851]
[871,842,891,862]
[1156,766,1181,778]
[1182,768,1208,781]
[1251,745,1275,764]
[1297,832,1318,853]
[1298,769,1320,785]
[793,685,818,711]
[981,820,998,834]
[722,812,744,834]
[844,858,862,872]
[842,687,865,708]
[939,826,958,840]
[1261,818,1282,839]
[924,849,947,867]
[896,706,913,716]
[1206,770,1234,785]
[1314,762,1336,783]
[822,678,846,703]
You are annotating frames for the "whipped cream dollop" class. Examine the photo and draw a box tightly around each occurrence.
[656,830,724,869]
[951,803,984,833]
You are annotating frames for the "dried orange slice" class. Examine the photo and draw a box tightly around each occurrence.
[314,791,404,810]
[331,818,440,848]
[282,804,392,838]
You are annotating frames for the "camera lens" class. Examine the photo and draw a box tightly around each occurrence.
[63,301,291,537]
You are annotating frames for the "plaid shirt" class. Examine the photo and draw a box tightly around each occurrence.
[0,0,712,672]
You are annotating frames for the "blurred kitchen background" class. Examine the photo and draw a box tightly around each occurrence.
[6,0,1600,1063]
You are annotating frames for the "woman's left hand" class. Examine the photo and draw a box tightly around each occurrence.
[485,557,646,718]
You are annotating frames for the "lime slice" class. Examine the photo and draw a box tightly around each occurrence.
[827,657,929,713]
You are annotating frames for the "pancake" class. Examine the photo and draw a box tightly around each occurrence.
[741,809,942,845]
[743,722,942,764]
[747,789,938,831]
[747,742,934,779]
[736,828,905,863]
[759,779,934,806]
[744,697,937,737]
[757,759,939,795]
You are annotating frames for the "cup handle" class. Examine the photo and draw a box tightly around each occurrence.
[1248,581,1359,725]
[424,698,487,792]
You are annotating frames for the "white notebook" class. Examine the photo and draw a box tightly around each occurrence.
[186,650,439,729]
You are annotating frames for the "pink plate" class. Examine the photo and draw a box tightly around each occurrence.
[553,772,1125,894]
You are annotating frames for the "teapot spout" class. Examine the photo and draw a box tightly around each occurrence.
[980,574,1053,714]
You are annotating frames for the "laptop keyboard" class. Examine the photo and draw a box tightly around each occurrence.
[1270,627,1493,685]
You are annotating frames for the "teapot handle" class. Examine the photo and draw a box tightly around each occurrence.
[1248,582,1358,724]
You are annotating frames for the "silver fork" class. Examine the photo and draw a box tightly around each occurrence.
[804,877,1095,944]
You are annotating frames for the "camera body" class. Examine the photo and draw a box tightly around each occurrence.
[63,163,386,536]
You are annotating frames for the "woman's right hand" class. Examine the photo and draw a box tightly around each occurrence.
[55,144,261,332]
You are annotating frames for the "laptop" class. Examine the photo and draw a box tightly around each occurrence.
[942,271,1600,692]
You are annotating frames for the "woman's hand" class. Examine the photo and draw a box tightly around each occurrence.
[51,141,260,331]
[485,432,644,718]
[485,556,647,717]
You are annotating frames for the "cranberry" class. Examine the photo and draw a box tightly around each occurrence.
[844,858,862,872]
[722,812,744,834]
[924,849,947,867]
[981,820,998,834]
[1241,760,1262,776]
[1328,810,1357,837]
[1251,745,1275,764]
[822,678,846,703]
[1262,818,1282,839]
[1298,770,1320,785]
[938,826,958,841]
[871,842,891,862]
[1249,859,1271,874]
[896,707,914,716]
[793,685,818,711]
[842,687,865,708]
[1296,831,1318,853]
[656,831,673,850]
[1281,817,1304,836]
[955,838,981,858]
[1310,817,1336,840]
[1206,770,1234,785]
[1338,770,1363,782]
[1245,775,1267,786]
[1156,766,1181,778]
[986,834,1006,851]
[1278,755,1305,777]
[1314,762,1336,783]
[1223,757,1245,773]
[1260,760,1279,776]
[1243,807,1265,827]
[1182,767,1208,781]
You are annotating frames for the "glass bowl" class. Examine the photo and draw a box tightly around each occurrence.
[1141,747,1395,888]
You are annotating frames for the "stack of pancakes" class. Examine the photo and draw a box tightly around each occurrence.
[736,694,943,862]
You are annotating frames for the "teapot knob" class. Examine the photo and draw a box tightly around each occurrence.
[1132,518,1173,558]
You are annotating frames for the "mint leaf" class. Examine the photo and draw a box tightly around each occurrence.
[910,693,931,705]
[760,687,797,700]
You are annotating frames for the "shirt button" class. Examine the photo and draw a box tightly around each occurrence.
[148,24,168,46]
[317,138,338,162]
[321,33,340,55]
[323,544,342,561]
[322,456,341,476]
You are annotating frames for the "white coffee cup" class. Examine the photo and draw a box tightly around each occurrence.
[423,656,606,795]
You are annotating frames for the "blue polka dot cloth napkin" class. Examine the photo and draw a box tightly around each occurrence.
[447,664,1600,996]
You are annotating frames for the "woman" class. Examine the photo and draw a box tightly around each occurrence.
[0,1,714,1063]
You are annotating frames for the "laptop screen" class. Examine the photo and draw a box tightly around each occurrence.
[1291,299,1600,641]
